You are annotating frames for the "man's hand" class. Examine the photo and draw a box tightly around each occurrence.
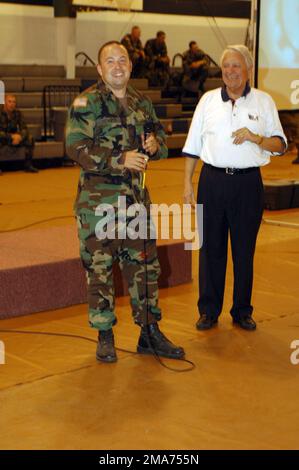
[160,56,170,64]
[232,128,285,153]
[141,133,159,156]
[232,127,259,145]
[191,59,205,69]
[11,133,22,145]
[183,181,196,208]
[123,149,148,172]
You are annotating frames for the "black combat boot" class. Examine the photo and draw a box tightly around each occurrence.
[96,329,117,363]
[137,323,185,359]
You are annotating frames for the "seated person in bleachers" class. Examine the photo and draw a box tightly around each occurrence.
[182,41,210,94]
[145,31,170,88]
[121,26,146,78]
[0,94,38,174]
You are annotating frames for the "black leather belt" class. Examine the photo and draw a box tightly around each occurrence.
[204,163,259,175]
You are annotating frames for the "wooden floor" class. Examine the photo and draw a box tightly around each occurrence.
[0,152,299,450]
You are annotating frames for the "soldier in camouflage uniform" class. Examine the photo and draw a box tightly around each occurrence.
[145,31,170,88]
[121,26,146,78]
[65,41,185,363]
[0,94,38,174]
[182,41,210,94]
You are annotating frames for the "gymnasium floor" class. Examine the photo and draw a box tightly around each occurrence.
[0,152,298,450]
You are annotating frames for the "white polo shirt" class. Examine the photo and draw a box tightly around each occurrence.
[182,86,287,168]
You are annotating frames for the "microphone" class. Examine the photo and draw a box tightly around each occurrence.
[144,121,154,149]
[141,121,154,189]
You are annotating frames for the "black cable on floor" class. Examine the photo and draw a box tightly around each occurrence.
[0,329,196,372]
[134,163,195,373]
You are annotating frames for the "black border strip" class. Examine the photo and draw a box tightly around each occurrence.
[254,0,261,88]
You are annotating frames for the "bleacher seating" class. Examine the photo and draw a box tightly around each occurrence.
[1,63,225,164]
[0,65,65,77]
[203,77,224,92]
[23,78,81,92]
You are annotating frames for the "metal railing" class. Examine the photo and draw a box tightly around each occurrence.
[172,53,184,67]
[75,51,96,66]
[172,52,219,68]
[42,85,81,141]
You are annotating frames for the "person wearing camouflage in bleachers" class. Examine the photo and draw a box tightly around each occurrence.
[145,31,170,88]
[121,26,146,78]
[65,41,185,363]
[182,41,210,94]
[0,94,38,174]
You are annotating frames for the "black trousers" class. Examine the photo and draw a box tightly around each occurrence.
[197,164,264,320]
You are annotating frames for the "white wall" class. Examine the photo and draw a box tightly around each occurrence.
[77,11,248,65]
[0,3,248,66]
[0,4,57,65]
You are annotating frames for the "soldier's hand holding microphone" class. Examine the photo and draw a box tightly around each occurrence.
[122,125,159,175]
[122,149,148,172]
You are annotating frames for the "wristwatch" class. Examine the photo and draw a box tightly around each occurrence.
[256,134,264,146]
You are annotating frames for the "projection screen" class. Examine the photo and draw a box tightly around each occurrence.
[256,0,299,110]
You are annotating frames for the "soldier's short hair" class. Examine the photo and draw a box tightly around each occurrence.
[156,31,165,38]
[4,94,17,106]
[98,41,128,64]
[189,41,197,49]
[5,93,16,100]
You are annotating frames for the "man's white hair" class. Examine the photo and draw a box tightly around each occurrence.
[220,45,253,70]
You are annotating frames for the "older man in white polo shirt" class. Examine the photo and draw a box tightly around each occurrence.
[183,45,287,331]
